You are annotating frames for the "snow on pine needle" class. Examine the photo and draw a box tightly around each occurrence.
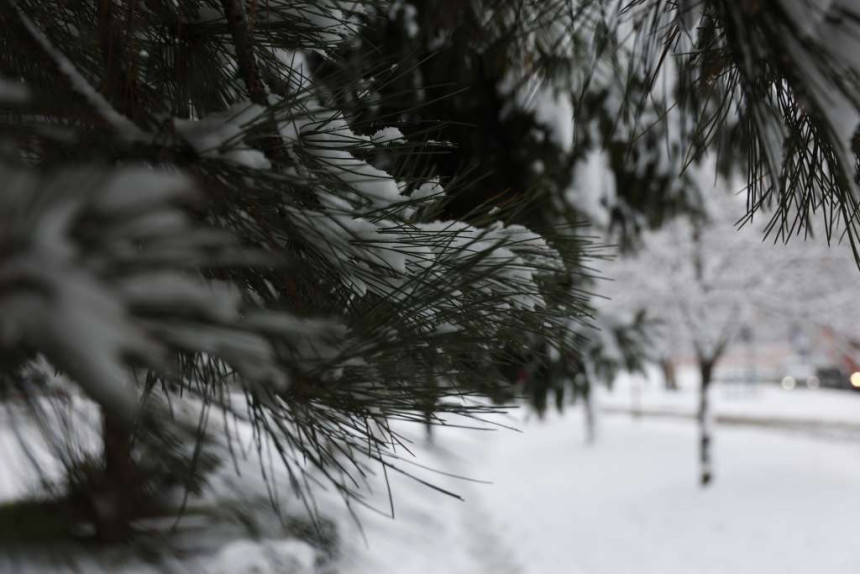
[0,0,593,522]
[0,165,346,418]
[626,0,860,253]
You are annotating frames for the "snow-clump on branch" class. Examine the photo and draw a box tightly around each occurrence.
[0,165,348,417]
[174,103,272,169]
[0,1,591,546]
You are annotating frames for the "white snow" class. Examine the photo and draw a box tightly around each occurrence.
[371,126,407,145]
[604,370,860,430]
[3,384,860,573]
[207,538,316,574]
[174,103,272,169]
[531,88,574,152]
[498,73,574,153]
[335,392,860,574]
[567,149,618,227]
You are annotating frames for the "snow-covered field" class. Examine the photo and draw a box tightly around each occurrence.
[339,386,860,574]
[602,373,860,431]
[3,384,860,573]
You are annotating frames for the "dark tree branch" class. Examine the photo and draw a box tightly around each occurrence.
[220,0,267,106]
[0,0,145,140]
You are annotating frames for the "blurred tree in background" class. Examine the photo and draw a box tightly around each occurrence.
[604,181,860,485]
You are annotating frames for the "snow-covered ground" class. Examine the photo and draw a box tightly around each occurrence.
[3,383,860,573]
[338,386,860,574]
[602,371,860,432]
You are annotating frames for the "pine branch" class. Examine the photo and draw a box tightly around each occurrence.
[220,0,267,106]
[0,0,146,141]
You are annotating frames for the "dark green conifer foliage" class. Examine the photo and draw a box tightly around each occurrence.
[0,0,593,536]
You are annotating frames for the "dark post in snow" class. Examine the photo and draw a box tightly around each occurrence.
[660,357,678,391]
[583,383,596,444]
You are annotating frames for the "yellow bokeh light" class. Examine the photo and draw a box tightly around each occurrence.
[851,372,860,388]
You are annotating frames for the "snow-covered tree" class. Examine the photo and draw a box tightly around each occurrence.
[623,0,860,251]
[311,1,860,452]
[0,0,591,541]
[552,0,860,435]
[315,2,716,440]
[602,166,860,485]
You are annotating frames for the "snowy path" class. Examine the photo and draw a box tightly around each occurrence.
[336,427,533,574]
[340,393,860,574]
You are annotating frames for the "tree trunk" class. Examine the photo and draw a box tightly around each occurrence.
[698,358,714,486]
[660,357,678,391]
[95,409,136,540]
